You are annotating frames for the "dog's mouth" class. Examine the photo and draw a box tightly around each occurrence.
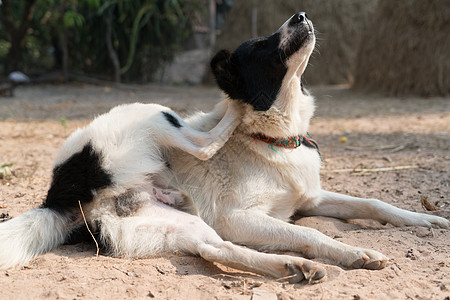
[278,12,315,60]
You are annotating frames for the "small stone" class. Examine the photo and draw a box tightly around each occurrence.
[252,289,277,300]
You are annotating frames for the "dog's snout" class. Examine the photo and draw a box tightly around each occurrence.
[291,12,307,25]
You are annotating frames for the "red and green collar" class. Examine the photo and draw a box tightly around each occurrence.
[249,132,322,158]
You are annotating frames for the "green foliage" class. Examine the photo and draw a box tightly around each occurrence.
[63,11,85,28]
[0,40,10,57]
[0,0,204,81]
[94,0,204,80]
[60,116,68,129]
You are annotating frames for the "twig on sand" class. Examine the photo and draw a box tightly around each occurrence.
[275,274,297,282]
[345,144,408,153]
[211,273,245,280]
[78,200,99,257]
[321,165,418,174]
[211,273,265,280]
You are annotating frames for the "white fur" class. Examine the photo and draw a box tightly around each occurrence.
[0,209,70,269]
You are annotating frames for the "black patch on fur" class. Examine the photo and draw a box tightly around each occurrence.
[211,34,287,111]
[42,142,112,212]
[64,222,99,244]
[64,221,107,253]
[211,12,313,112]
[162,111,182,128]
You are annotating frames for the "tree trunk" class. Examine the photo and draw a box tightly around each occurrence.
[58,28,69,82]
[51,26,63,70]
[0,0,37,75]
[106,6,121,83]
[209,0,216,46]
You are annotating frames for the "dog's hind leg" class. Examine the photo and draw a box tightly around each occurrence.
[171,213,326,283]
[300,190,449,229]
[103,202,325,283]
[161,100,242,160]
[195,239,326,283]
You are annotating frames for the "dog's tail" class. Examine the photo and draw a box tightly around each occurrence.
[0,208,72,269]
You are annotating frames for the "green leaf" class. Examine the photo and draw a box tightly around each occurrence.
[87,0,100,9]
[64,11,85,28]
[60,116,68,129]
[120,3,155,74]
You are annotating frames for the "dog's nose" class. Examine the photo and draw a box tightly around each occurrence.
[291,12,307,24]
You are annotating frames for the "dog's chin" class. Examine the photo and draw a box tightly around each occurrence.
[285,36,315,77]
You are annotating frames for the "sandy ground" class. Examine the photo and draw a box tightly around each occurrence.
[0,83,449,300]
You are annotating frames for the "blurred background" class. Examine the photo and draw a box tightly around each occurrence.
[0,0,449,96]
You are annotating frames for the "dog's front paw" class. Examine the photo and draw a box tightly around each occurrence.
[413,214,449,229]
[342,248,389,270]
[390,212,450,229]
[284,259,326,284]
[429,215,450,229]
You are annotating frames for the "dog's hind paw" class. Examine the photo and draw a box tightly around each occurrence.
[284,260,326,284]
[195,143,221,161]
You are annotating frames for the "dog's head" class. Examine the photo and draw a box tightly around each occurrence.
[211,12,315,112]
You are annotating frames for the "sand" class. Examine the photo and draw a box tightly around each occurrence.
[0,84,449,299]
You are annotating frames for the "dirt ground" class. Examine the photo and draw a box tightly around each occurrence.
[0,83,449,300]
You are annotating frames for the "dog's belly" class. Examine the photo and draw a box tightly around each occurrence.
[164,137,322,226]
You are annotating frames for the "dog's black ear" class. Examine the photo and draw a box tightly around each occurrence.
[210,50,244,100]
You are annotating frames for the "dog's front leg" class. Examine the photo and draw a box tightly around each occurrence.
[219,209,388,270]
[299,190,449,228]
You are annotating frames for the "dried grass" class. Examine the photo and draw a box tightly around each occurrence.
[78,200,100,257]
[321,165,418,174]
[353,0,450,96]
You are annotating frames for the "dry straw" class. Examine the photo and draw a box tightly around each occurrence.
[78,200,100,257]
[354,0,450,96]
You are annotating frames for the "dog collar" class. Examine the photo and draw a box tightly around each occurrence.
[250,132,322,158]
[250,133,303,148]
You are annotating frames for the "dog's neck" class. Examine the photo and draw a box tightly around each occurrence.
[238,75,315,138]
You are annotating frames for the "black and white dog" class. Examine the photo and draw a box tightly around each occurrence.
[0,12,448,283]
